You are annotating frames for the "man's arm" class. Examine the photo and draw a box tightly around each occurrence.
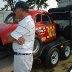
[7,35,15,42]
[8,35,25,45]
[10,22,28,45]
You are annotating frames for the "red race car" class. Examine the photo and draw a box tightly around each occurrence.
[1,10,57,44]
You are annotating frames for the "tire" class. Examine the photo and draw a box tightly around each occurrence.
[44,47,59,67]
[4,13,15,23]
[60,42,71,59]
[33,37,41,58]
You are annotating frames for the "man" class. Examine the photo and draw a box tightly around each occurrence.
[10,1,35,72]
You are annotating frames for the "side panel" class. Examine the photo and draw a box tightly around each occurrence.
[1,24,17,45]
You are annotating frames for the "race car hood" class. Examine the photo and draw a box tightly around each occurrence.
[0,23,18,34]
[0,23,12,34]
[0,23,18,45]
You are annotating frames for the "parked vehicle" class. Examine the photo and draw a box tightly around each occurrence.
[48,6,72,41]
[0,9,71,67]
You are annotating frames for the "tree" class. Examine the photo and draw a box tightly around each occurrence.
[26,0,48,10]
[2,0,48,10]
[2,0,16,11]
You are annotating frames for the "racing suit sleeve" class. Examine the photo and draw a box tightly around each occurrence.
[10,24,29,40]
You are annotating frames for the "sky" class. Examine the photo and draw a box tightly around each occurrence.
[0,0,58,11]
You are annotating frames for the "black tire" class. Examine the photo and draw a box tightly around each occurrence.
[4,13,15,23]
[60,42,71,59]
[33,37,41,58]
[44,47,59,67]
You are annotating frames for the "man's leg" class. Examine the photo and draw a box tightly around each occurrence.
[23,54,33,72]
[13,54,33,72]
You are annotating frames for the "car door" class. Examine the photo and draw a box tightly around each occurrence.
[35,14,46,42]
[41,13,57,42]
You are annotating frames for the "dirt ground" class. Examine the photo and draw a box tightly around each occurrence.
[31,55,72,72]
[0,54,72,72]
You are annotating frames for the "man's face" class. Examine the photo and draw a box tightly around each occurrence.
[15,8,23,19]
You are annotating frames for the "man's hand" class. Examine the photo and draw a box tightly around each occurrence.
[17,36,25,45]
[7,35,14,43]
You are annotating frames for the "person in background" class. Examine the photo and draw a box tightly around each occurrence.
[9,1,35,72]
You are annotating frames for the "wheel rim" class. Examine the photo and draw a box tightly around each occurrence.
[33,39,40,54]
[65,46,70,57]
[51,51,58,64]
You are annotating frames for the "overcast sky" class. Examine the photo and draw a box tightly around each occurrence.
[0,0,58,11]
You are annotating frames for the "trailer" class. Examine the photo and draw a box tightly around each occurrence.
[48,5,72,42]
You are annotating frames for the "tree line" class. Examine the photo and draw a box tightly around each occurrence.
[1,0,48,11]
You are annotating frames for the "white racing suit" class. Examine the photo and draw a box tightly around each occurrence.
[11,15,35,72]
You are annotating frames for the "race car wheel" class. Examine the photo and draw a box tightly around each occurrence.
[60,43,71,59]
[45,47,59,67]
[4,13,15,23]
[33,38,41,58]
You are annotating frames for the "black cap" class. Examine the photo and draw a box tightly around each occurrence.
[14,1,29,11]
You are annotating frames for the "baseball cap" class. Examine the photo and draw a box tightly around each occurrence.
[14,1,29,11]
